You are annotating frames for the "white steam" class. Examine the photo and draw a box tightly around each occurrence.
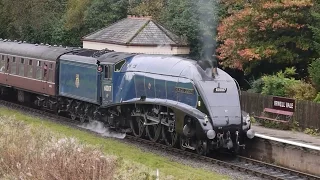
[196,0,219,64]
[78,120,126,139]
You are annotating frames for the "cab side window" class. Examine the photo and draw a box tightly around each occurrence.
[114,60,126,72]
[104,65,112,79]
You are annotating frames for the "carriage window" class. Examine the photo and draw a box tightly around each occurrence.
[11,57,17,74]
[5,57,10,72]
[19,58,25,76]
[48,63,53,82]
[28,60,33,78]
[0,55,4,72]
[36,61,42,80]
[48,70,53,82]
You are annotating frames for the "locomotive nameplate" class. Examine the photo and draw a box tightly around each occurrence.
[175,87,194,94]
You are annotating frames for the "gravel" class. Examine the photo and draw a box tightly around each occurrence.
[117,137,265,180]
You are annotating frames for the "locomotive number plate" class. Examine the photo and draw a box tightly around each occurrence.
[104,85,112,92]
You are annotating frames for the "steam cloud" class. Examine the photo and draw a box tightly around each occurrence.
[196,0,219,66]
[78,120,126,139]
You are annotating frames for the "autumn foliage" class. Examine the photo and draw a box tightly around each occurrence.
[216,0,313,73]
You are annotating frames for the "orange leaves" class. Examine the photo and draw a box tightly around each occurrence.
[217,7,252,40]
[262,0,312,9]
[217,0,313,71]
[236,27,248,36]
[258,18,305,31]
[263,48,278,58]
[258,18,273,31]
[237,48,261,61]
[272,19,293,29]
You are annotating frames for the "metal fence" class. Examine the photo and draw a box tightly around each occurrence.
[240,91,320,129]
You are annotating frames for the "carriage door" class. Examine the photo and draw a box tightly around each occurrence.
[102,64,113,105]
[4,55,10,83]
[0,55,5,83]
[42,62,49,94]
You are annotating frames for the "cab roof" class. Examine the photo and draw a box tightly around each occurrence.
[60,49,134,65]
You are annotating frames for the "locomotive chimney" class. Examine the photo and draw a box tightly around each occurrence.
[212,55,218,77]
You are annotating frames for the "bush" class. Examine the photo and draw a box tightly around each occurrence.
[0,115,117,180]
[308,59,320,90]
[254,67,317,101]
[313,92,320,103]
[261,67,297,97]
[286,81,317,101]
[249,78,264,93]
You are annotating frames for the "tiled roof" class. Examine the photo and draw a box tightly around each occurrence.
[82,16,188,46]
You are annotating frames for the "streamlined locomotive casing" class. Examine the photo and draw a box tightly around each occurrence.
[112,70,213,136]
[109,54,252,145]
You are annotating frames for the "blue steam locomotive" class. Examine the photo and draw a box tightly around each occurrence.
[0,40,254,155]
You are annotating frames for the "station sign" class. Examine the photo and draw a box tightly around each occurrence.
[272,96,295,112]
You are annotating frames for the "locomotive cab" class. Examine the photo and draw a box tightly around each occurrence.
[99,58,127,106]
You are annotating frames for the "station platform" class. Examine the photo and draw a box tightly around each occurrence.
[251,124,320,151]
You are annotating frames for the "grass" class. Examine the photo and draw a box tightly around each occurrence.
[0,107,229,180]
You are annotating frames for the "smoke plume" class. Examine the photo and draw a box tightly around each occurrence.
[195,0,219,67]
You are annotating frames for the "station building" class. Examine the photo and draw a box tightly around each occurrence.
[82,15,190,55]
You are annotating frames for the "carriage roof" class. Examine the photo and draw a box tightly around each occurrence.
[0,40,78,61]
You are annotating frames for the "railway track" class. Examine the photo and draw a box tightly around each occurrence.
[0,100,319,180]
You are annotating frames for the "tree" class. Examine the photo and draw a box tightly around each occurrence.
[308,58,320,90]
[159,0,220,60]
[0,0,67,44]
[64,0,92,30]
[84,0,128,33]
[216,0,315,75]
[309,0,320,55]
[129,0,165,18]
